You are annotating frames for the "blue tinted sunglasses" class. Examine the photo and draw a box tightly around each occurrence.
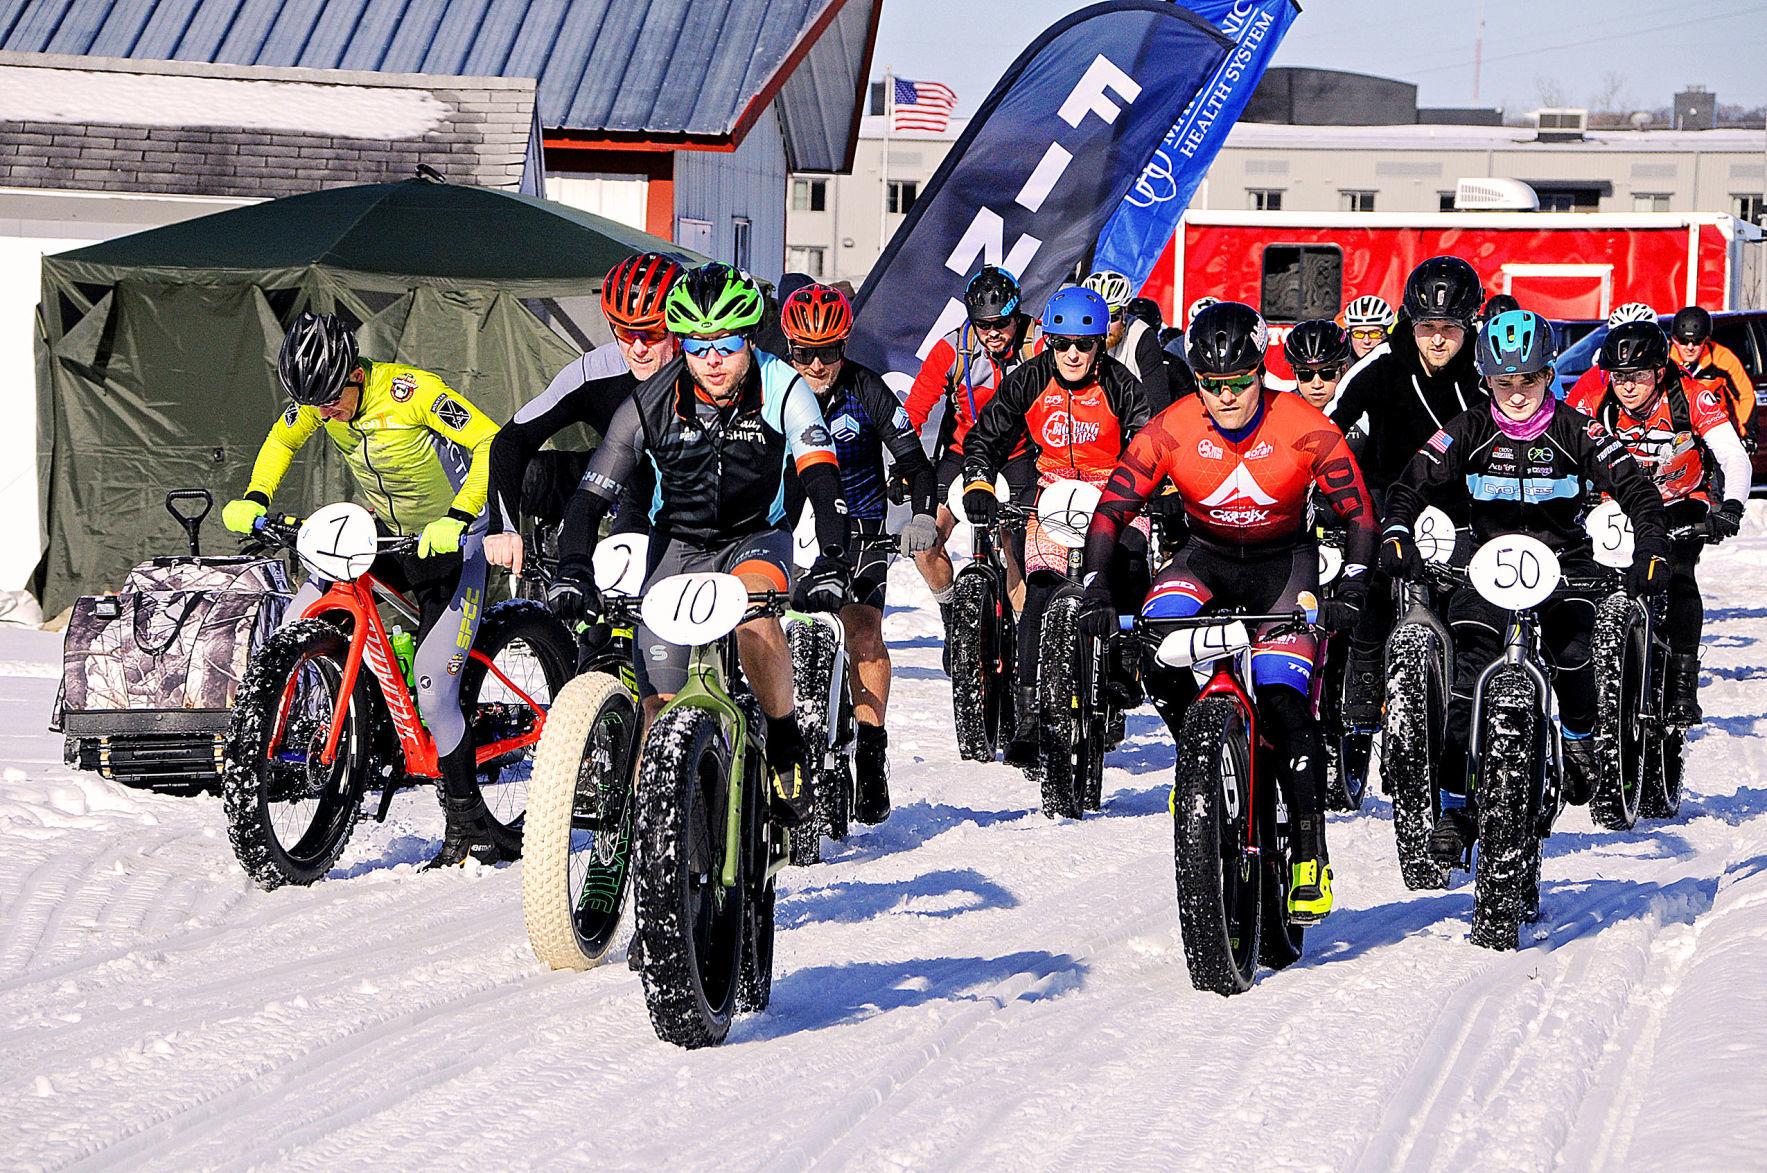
[680,334,749,357]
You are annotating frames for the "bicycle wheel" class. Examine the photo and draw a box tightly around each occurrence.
[1172,696,1262,995]
[1383,624,1450,891]
[522,671,641,970]
[787,617,836,866]
[1472,668,1541,952]
[737,695,776,1013]
[634,707,745,1048]
[222,619,376,890]
[1037,594,1085,820]
[461,600,575,839]
[949,569,1007,761]
[1646,732,1685,819]
[1590,594,1649,832]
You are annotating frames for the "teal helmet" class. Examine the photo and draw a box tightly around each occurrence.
[1475,309,1556,376]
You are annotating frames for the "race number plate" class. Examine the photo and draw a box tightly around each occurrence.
[640,573,750,646]
[1583,498,1634,569]
[592,533,650,595]
[1413,505,1458,565]
[297,502,378,582]
[1035,479,1102,550]
[1154,620,1252,669]
[946,473,1010,522]
[1468,534,1562,610]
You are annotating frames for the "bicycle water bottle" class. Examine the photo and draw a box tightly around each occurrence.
[389,627,417,689]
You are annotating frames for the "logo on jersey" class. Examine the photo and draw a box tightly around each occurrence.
[1040,411,1101,448]
[283,403,301,428]
[1245,440,1273,460]
[432,395,471,431]
[800,424,832,448]
[1200,464,1278,526]
[1585,420,1608,443]
[892,406,913,432]
[391,373,418,402]
[1197,438,1224,460]
[1528,445,1552,463]
[1699,390,1723,412]
[830,413,862,443]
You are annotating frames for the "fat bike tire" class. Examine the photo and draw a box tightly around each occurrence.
[1642,731,1685,819]
[1037,595,1085,820]
[1384,624,1450,891]
[737,695,776,1013]
[522,671,640,970]
[460,600,575,840]
[634,707,744,1048]
[1172,696,1262,995]
[1472,669,1542,951]
[949,571,1006,761]
[223,620,376,890]
[1590,594,1649,831]
[787,618,836,865]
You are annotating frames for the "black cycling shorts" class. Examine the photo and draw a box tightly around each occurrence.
[634,528,794,697]
[849,518,893,610]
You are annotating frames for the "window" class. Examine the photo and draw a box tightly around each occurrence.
[1260,245,1343,324]
[731,217,751,271]
[887,180,918,215]
[1735,193,1765,225]
[1633,193,1670,212]
[1532,185,1602,212]
[791,178,827,212]
[1339,190,1376,213]
[1439,192,1457,212]
[1248,188,1284,211]
[786,246,825,278]
[675,217,713,254]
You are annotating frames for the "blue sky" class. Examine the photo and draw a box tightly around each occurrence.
[871,0,1767,117]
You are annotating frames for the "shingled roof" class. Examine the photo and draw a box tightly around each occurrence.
[0,0,881,169]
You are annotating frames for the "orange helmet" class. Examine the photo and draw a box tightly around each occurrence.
[780,284,854,346]
[601,253,683,331]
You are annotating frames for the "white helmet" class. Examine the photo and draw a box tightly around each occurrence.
[1083,270,1134,312]
[1343,294,1396,330]
[1185,295,1220,325]
[1608,301,1656,327]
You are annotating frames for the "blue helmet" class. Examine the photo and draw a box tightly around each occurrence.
[1475,309,1556,376]
[1041,287,1110,338]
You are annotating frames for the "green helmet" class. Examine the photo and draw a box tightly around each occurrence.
[664,263,765,336]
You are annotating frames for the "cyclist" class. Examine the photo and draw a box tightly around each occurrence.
[1079,301,1377,922]
[961,286,1152,769]
[905,265,1038,634]
[222,312,510,867]
[1087,269,1171,410]
[779,283,938,822]
[1669,306,1756,450]
[484,253,682,575]
[1283,319,1354,410]
[548,264,852,827]
[1565,302,1661,406]
[1342,294,1396,360]
[1568,320,1750,722]
[1476,293,1520,330]
[1380,310,1671,860]
[1329,256,1488,731]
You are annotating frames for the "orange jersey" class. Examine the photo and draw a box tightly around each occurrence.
[1026,375,1127,485]
[1676,340,1754,431]
[1567,377,1732,505]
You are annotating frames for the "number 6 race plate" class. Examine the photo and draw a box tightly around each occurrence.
[640,572,750,646]
[1468,534,1562,610]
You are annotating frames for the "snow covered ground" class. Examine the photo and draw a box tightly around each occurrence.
[5,514,1767,1172]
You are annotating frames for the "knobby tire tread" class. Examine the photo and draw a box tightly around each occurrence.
[1384,624,1449,891]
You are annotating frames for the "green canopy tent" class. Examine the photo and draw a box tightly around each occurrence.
[35,177,703,612]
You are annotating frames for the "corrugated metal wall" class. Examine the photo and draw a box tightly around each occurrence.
[674,104,788,282]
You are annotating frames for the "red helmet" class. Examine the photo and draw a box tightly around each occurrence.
[780,284,854,346]
[601,253,683,331]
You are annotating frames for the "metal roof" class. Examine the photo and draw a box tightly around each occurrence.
[0,0,876,147]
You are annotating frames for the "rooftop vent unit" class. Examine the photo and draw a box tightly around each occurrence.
[1534,107,1588,142]
[1453,177,1541,211]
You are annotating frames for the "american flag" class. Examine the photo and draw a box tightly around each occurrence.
[891,78,957,133]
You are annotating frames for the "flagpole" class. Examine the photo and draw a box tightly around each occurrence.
[880,67,892,270]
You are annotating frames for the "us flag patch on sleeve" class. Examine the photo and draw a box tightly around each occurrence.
[1426,429,1453,454]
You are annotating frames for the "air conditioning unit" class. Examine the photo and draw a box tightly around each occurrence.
[1534,107,1588,142]
[1453,177,1541,211]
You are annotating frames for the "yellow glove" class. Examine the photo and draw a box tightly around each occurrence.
[222,497,267,535]
[417,515,467,558]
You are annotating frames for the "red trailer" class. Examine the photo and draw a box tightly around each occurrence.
[1142,210,1766,381]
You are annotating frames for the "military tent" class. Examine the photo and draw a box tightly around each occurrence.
[35,176,702,612]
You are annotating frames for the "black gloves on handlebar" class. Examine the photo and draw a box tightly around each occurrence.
[962,480,999,527]
[547,576,602,627]
[1379,528,1422,580]
[1625,552,1671,597]
[1319,571,1370,633]
[1077,578,1117,642]
[1709,499,1745,543]
[794,552,851,614]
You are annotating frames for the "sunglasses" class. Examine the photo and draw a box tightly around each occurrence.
[789,343,845,366]
[1199,372,1260,394]
[614,325,670,346]
[1296,365,1343,383]
[971,317,1014,332]
[1611,369,1658,387]
[1047,336,1101,353]
[680,334,749,357]
[1349,327,1386,341]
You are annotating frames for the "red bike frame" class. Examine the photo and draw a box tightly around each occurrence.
[276,572,547,777]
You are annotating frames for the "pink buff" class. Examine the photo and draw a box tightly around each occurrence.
[1491,396,1555,441]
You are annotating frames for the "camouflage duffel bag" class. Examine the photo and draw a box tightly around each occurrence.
[56,556,291,790]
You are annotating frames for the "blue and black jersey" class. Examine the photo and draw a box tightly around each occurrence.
[813,361,936,521]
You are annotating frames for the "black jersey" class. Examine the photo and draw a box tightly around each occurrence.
[815,361,936,520]
[488,345,635,533]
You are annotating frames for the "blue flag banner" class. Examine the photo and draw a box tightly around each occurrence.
[849,0,1232,392]
[1092,0,1300,291]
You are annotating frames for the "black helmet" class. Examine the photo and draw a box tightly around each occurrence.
[1283,319,1353,369]
[278,312,360,406]
[964,266,1021,321]
[1479,293,1521,323]
[1402,256,1483,327]
[1158,325,1187,358]
[1125,296,1163,331]
[1187,301,1268,375]
[1598,321,1671,372]
[1670,306,1712,344]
